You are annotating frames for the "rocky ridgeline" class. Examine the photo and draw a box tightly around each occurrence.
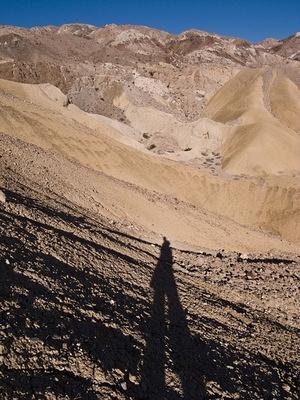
[0,24,299,123]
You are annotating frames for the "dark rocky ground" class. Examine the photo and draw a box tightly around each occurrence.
[0,181,299,399]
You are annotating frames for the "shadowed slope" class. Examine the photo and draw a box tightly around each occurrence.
[1,182,299,399]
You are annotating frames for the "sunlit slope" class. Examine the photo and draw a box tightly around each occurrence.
[0,78,299,246]
[205,68,264,123]
[114,91,229,158]
[270,72,300,134]
[221,122,300,175]
[205,68,300,175]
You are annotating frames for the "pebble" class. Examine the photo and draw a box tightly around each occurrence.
[129,373,138,384]
[0,190,6,203]
[282,384,291,392]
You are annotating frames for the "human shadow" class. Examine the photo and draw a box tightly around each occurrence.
[138,237,206,399]
[136,238,296,400]
[1,191,296,399]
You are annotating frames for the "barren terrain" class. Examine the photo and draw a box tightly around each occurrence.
[0,23,300,399]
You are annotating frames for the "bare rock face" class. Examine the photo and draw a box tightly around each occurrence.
[267,32,300,61]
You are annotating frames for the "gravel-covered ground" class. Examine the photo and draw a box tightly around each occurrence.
[1,178,299,399]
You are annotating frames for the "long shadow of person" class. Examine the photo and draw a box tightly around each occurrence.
[138,237,206,399]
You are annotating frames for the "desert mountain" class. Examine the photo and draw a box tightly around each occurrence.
[0,23,300,399]
[260,32,300,61]
[0,24,299,121]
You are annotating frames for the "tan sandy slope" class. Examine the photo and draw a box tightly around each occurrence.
[205,67,300,175]
[0,77,300,248]
[112,67,300,176]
